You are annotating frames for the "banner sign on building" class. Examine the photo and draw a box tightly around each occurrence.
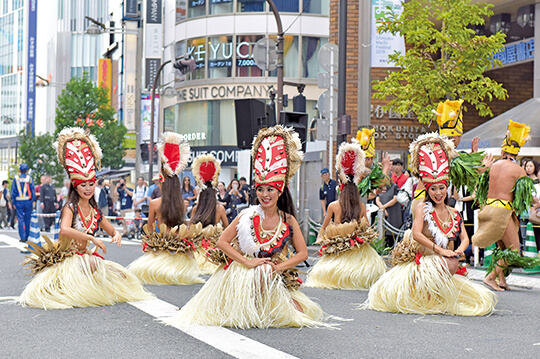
[98,58,112,100]
[26,0,37,134]
[492,38,534,67]
[371,0,405,67]
[146,0,162,23]
[145,58,161,90]
[125,0,138,17]
[141,94,159,143]
[188,146,240,167]
[145,0,163,90]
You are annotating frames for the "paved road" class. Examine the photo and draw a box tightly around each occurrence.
[1,228,539,359]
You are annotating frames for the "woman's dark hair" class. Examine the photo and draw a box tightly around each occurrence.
[339,178,361,222]
[424,183,449,206]
[190,183,217,226]
[161,175,186,227]
[61,183,99,227]
[525,159,539,177]
[277,186,296,218]
[182,176,193,194]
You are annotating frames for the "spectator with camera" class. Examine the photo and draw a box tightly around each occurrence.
[117,178,133,236]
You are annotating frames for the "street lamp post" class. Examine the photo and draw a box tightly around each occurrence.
[147,58,196,183]
[266,0,284,118]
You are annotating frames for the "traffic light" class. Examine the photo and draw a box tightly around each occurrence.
[280,111,308,152]
[293,93,306,113]
[283,94,289,108]
[173,58,196,74]
[140,143,149,163]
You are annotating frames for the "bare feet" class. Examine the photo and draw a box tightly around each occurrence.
[484,277,505,292]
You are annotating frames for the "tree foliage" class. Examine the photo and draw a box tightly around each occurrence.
[55,73,127,169]
[17,131,64,185]
[373,0,508,124]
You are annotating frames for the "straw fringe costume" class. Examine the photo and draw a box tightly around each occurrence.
[190,154,224,274]
[306,140,385,290]
[164,126,325,329]
[127,132,204,285]
[365,133,496,316]
[472,120,532,249]
[17,128,153,309]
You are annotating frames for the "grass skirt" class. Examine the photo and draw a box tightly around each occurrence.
[365,255,497,316]
[18,254,154,309]
[127,251,204,285]
[472,205,518,248]
[194,248,219,275]
[305,244,386,290]
[164,261,325,329]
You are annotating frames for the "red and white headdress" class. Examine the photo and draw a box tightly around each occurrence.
[156,132,191,178]
[409,133,457,189]
[192,154,221,190]
[252,125,303,192]
[56,127,102,187]
[335,139,365,185]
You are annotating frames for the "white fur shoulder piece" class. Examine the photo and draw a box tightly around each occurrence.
[236,205,264,256]
[422,202,449,249]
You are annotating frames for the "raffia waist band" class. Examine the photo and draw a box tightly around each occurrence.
[486,198,512,210]
[414,189,426,199]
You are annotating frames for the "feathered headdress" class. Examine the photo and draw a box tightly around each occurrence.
[335,139,366,186]
[356,128,375,158]
[156,132,191,178]
[434,99,464,138]
[192,154,221,190]
[252,125,303,192]
[501,120,530,155]
[55,127,102,187]
[409,132,457,189]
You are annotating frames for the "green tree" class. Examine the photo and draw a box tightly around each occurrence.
[55,73,127,168]
[17,131,64,185]
[373,0,508,124]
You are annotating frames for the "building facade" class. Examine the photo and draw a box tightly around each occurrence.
[0,0,25,174]
[330,0,537,163]
[160,0,330,181]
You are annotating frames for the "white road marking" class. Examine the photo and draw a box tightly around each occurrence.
[0,234,28,251]
[129,298,300,359]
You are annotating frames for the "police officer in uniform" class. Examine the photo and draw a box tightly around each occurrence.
[11,163,36,242]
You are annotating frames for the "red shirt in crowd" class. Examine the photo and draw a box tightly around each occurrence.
[392,172,409,189]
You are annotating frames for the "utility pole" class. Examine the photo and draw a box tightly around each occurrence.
[266,0,284,117]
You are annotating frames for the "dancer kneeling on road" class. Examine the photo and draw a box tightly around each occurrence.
[189,154,229,274]
[14,128,153,309]
[305,139,386,290]
[164,126,327,329]
[128,132,204,286]
[365,133,496,316]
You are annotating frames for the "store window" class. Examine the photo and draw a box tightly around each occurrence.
[210,0,233,15]
[176,0,187,23]
[171,100,237,147]
[208,36,233,78]
[274,0,299,13]
[164,105,176,132]
[236,35,264,77]
[269,35,299,78]
[186,38,206,80]
[302,36,328,78]
[237,0,265,13]
[188,0,206,18]
[303,0,328,15]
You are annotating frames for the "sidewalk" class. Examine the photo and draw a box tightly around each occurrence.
[306,245,540,290]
